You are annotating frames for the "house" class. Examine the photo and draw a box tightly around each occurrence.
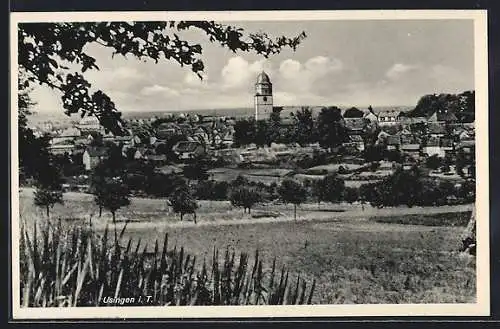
[112,135,134,146]
[172,141,205,160]
[133,147,155,160]
[157,128,180,140]
[427,110,458,123]
[377,110,400,125]
[82,146,109,171]
[178,123,193,135]
[213,134,222,146]
[427,123,446,137]
[213,148,242,163]
[133,135,143,145]
[386,135,401,151]
[50,127,81,145]
[78,116,104,132]
[457,139,475,167]
[343,134,365,152]
[222,127,235,147]
[397,127,413,138]
[422,136,444,157]
[144,154,168,165]
[363,110,378,123]
[344,118,366,134]
[457,139,475,154]
[156,122,182,140]
[441,137,455,160]
[375,131,391,145]
[155,164,183,175]
[400,136,421,158]
[458,130,474,141]
[48,143,76,155]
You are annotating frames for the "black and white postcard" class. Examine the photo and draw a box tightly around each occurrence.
[10,10,490,319]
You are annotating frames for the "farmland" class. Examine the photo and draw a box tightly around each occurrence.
[18,188,475,304]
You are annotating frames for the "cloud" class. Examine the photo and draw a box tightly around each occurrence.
[304,56,343,74]
[279,59,302,80]
[277,56,343,94]
[220,56,270,90]
[140,84,180,97]
[385,63,419,80]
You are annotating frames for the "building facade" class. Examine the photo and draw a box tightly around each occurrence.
[254,71,273,121]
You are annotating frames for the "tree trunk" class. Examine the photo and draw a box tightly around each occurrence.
[112,211,116,224]
[248,207,251,214]
[180,212,184,221]
[46,206,50,218]
[99,206,103,217]
[193,212,197,224]
[294,204,297,221]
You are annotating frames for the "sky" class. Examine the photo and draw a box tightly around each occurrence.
[29,19,475,114]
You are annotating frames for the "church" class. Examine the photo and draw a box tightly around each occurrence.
[254,71,273,121]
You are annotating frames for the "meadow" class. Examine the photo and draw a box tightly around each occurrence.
[18,189,476,304]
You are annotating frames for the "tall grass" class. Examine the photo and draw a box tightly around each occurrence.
[19,220,315,307]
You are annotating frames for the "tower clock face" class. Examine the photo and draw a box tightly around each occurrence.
[263,96,267,102]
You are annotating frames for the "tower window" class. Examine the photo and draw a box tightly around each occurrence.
[263,96,267,102]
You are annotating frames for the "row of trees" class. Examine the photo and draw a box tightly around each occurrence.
[234,107,376,149]
[360,167,475,208]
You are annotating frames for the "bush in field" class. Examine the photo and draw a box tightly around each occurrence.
[359,167,471,208]
[194,180,229,200]
[33,161,64,218]
[95,179,131,223]
[321,173,346,203]
[278,179,307,221]
[310,180,325,206]
[169,184,198,223]
[343,187,360,204]
[457,179,475,202]
[34,188,63,218]
[231,174,250,187]
[91,157,129,217]
[369,161,380,172]
[229,185,262,214]
[146,173,186,198]
[183,162,209,182]
[19,222,315,307]
[361,167,422,208]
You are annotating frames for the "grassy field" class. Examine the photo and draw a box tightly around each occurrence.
[371,212,472,227]
[17,189,476,304]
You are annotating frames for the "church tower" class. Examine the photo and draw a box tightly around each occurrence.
[254,71,273,121]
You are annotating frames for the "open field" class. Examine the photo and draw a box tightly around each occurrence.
[17,188,476,304]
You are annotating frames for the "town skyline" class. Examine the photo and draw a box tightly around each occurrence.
[27,19,474,114]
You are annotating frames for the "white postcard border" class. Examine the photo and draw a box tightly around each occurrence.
[10,9,490,319]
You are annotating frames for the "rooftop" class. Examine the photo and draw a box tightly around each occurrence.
[256,71,271,84]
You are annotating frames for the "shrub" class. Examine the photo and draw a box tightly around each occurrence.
[194,180,229,200]
[278,180,307,220]
[19,221,315,307]
[169,184,198,223]
[343,187,360,204]
[229,185,263,214]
